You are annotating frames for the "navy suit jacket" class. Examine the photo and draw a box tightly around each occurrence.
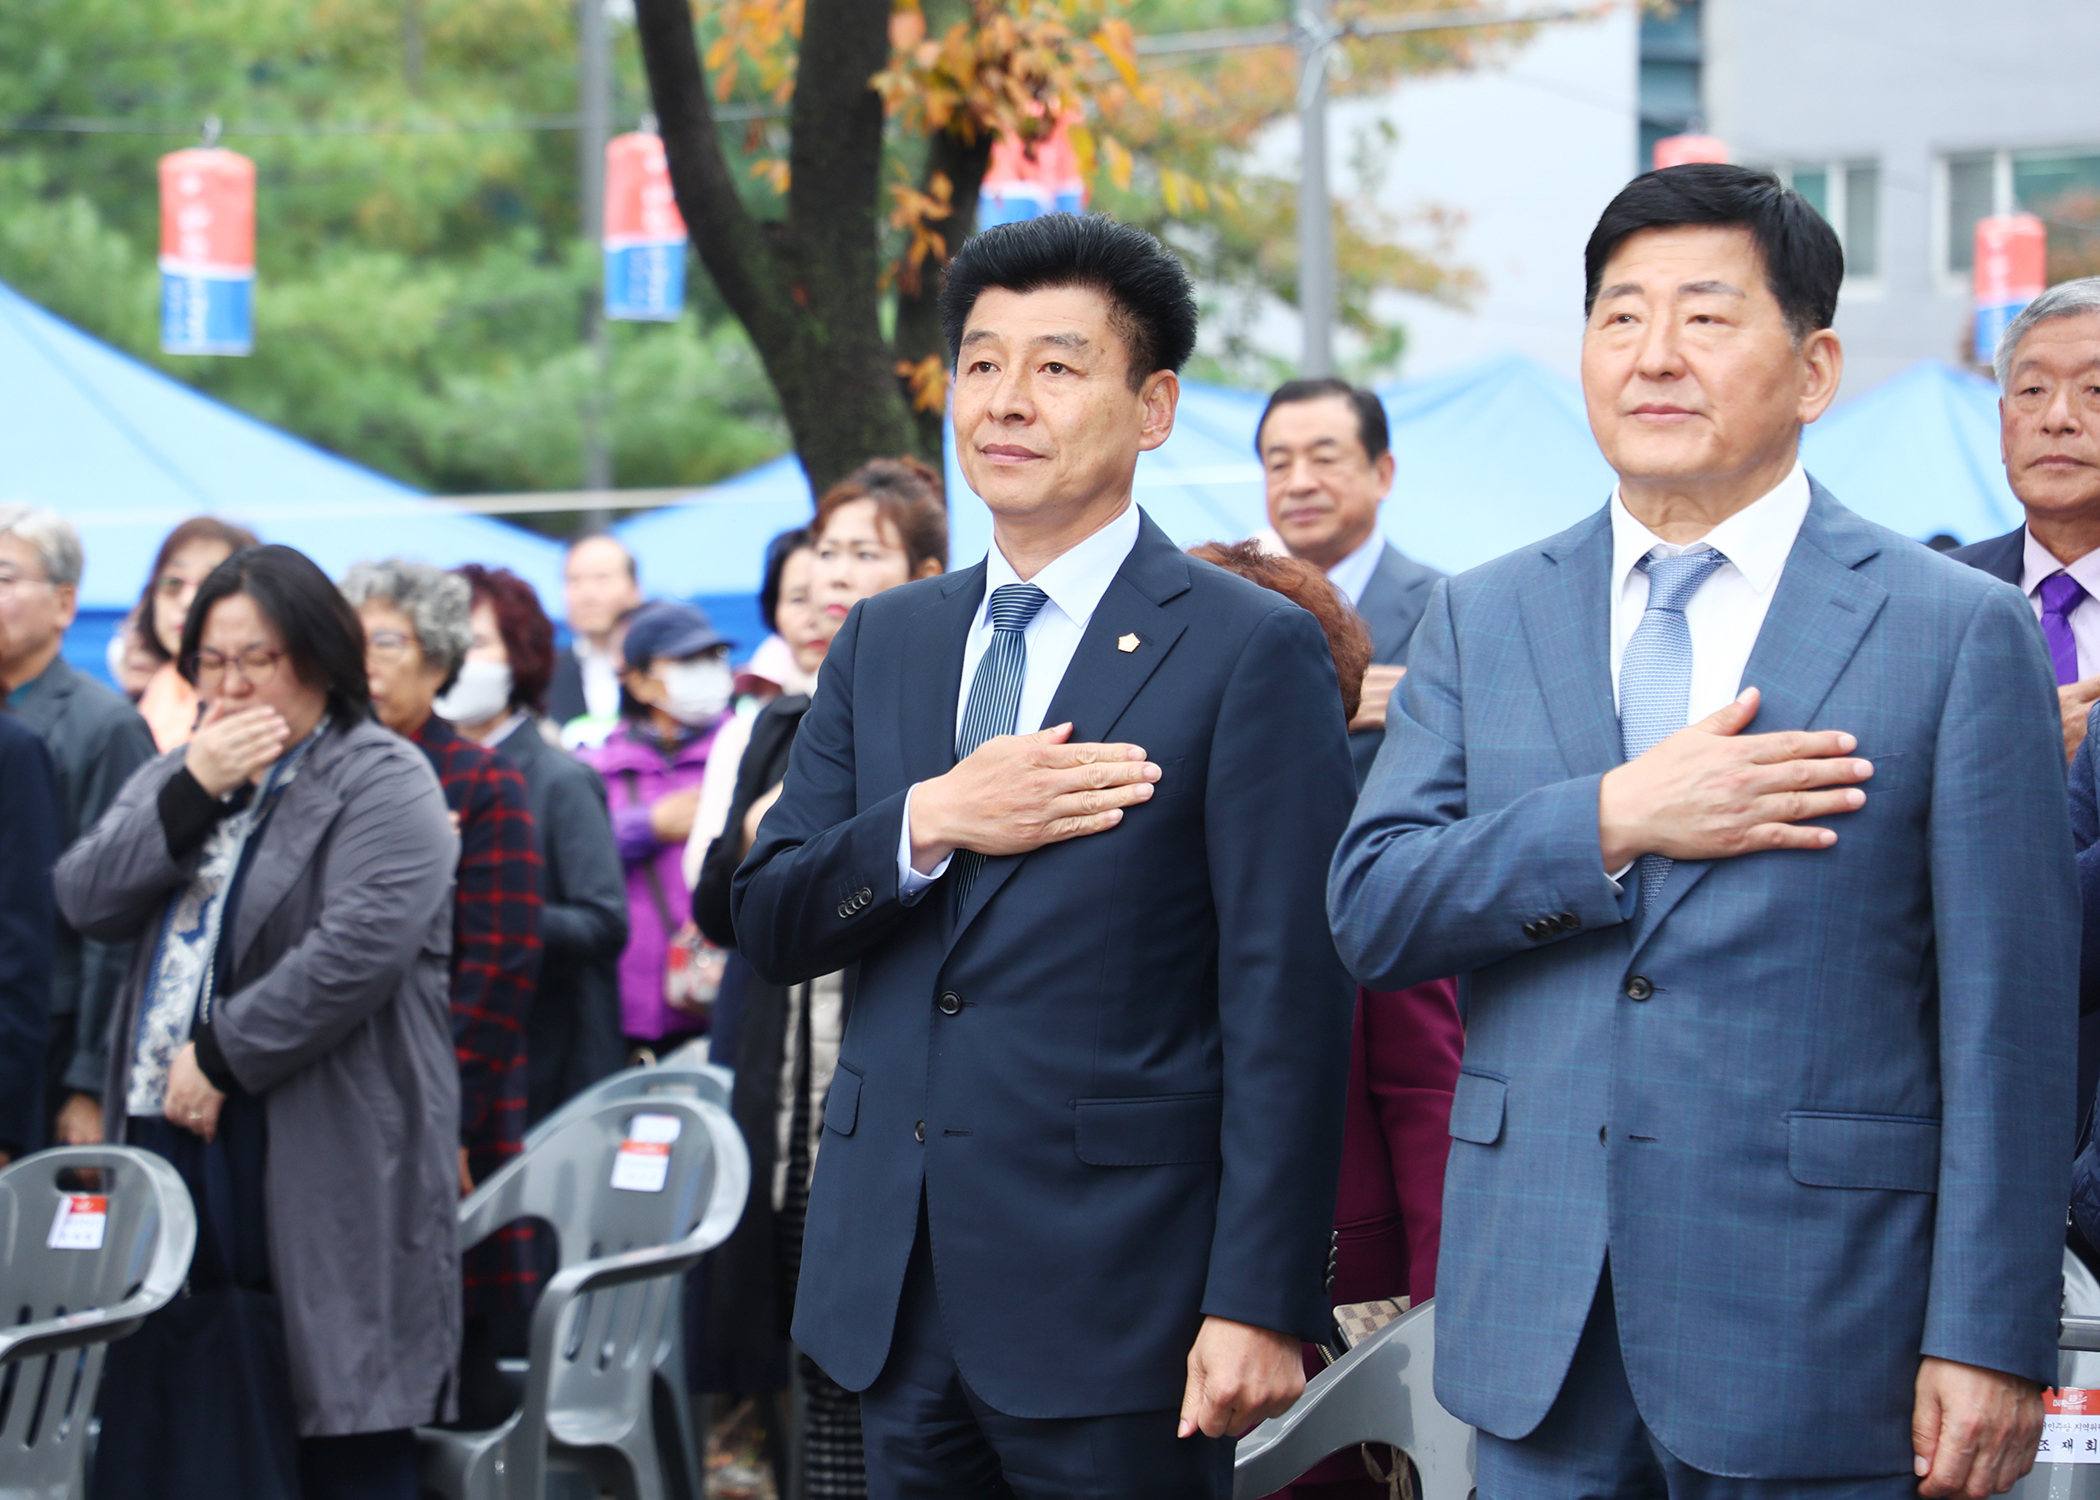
[733,510,1357,1417]
[1330,484,2077,1478]
[0,713,59,1157]
[1949,524,2024,587]
[1348,541,1443,786]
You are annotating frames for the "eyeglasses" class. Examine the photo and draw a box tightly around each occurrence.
[189,649,285,687]
[0,570,54,597]
[365,630,415,663]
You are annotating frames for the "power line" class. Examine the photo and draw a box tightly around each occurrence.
[0,102,784,138]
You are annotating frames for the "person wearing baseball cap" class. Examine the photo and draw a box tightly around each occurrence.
[578,599,737,1051]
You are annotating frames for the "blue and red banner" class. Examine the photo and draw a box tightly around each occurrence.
[979,114,1087,229]
[604,133,687,323]
[1974,214,2046,366]
[159,147,255,356]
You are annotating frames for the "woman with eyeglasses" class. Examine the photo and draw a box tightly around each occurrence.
[55,544,463,1500]
[131,516,261,750]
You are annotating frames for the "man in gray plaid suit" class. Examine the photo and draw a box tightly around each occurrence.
[1331,164,2077,1498]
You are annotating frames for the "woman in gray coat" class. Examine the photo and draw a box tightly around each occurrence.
[56,545,460,1500]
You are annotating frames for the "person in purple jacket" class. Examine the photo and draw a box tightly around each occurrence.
[580,600,734,1053]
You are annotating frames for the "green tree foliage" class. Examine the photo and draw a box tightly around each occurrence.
[0,0,787,503]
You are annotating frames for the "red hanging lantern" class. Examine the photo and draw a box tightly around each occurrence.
[158,146,255,356]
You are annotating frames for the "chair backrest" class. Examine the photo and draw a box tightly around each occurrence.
[1232,1300,1473,1500]
[459,1096,747,1442]
[521,1062,733,1154]
[0,1147,196,1500]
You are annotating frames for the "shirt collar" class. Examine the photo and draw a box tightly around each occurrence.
[980,501,1143,631]
[2020,527,2100,601]
[1609,461,1810,598]
[1323,527,1388,608]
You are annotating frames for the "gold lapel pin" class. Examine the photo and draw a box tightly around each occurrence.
[1117,633,1140,653]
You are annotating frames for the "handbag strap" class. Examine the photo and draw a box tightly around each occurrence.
[623,768,680,934]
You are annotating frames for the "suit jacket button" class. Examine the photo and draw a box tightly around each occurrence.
[914,1120,927,1144]
[1599,1124,1609,1144]
[1557,912,1580,931]
[1625,975,1654,1001]
[836,902,850,919]
[937,991,963,1016]
[858,887,873,902]
[1522,920,1541,941]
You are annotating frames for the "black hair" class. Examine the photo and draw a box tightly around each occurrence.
[1255,378,1391,463]
[180,544,373,723]
[1584,163,1844,342]
[939,213,1199,390]
[759,527,812,632]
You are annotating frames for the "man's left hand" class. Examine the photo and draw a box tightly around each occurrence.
[1913,1355,2044,1498]
[1177,1316,1304,1439]
[2060,674,2100,761]
[1348,665,1406,734]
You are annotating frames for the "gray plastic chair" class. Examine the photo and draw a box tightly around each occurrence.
[1232,1300,1474,1500]
[522,1061,732,1154]
[0,1146,197,1500]
[2008,1248,2100,1499]
[418,1094,748,1500]
[518,1060,736,1500]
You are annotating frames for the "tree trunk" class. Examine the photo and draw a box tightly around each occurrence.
[634,0,930,493]
[894,128,993,457]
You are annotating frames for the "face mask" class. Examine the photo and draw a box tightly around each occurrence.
[434,659,514,727]
[659,656,733,728]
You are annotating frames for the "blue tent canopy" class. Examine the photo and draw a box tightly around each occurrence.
[0,278,564,680]
[1797,360,2020,545]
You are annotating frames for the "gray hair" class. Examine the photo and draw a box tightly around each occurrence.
[339,558,473,685]
[1995,276,2100,389]
[0,504,83,589]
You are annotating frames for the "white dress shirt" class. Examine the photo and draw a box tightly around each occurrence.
[896,502,1144,897]
[1608,462,1812,721]
[1324,527,1386,608]
[573,635,623,721]
[2019,528,2100,682]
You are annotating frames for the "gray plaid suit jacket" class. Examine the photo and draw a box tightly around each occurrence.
[1329,480,2078,1478]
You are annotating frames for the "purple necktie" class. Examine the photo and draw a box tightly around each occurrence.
[2040,571,2088,687]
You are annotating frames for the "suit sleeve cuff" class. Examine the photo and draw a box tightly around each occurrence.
[159,766,230,860]
[192,1018,241,1096]
[896,784,952,905]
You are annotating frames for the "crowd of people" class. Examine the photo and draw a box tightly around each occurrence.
[4,163,2100,1500]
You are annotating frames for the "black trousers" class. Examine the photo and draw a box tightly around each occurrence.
[856,1206,1233,1500]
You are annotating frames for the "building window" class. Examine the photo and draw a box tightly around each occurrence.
[1942,147,2100,280]
[1768,161,1881,282]
[1638,0,1702,173]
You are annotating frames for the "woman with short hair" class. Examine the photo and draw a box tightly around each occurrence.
[449,563,628,1123]
[340,557,544,1426]
[56,544,461,1500]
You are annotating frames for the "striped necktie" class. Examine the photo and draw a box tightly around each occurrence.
[950,582,1050,908]
[1619,546,1727,909]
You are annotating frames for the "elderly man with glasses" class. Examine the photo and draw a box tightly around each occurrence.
[0,503,157,1150]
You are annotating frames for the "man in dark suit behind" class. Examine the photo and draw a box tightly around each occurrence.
[1951,278,2100,765]
[733,215,1357,1498]
[1959,277,2100,1119]
[1258,379,1444,784]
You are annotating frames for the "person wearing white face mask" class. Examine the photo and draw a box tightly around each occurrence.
[449,565,629,1127]
[578,599,737,1051]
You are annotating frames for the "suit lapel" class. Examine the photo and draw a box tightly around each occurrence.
[1518,511,1623,779]
[948,514,1190,948]
[230,750,346,971]
[1630,485,1889,951]
[900,564,985,787]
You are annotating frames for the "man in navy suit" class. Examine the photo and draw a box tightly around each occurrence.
[1951,277,2100,764]
[1258,377,1444,784]
[1332,165,2076,1498]
[733,215,1356,1499]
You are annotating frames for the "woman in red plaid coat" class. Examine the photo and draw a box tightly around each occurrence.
[343,559,544,1428]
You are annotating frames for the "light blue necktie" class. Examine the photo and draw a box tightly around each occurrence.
[1619,547,1727,908]
[950,582,1050,908]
